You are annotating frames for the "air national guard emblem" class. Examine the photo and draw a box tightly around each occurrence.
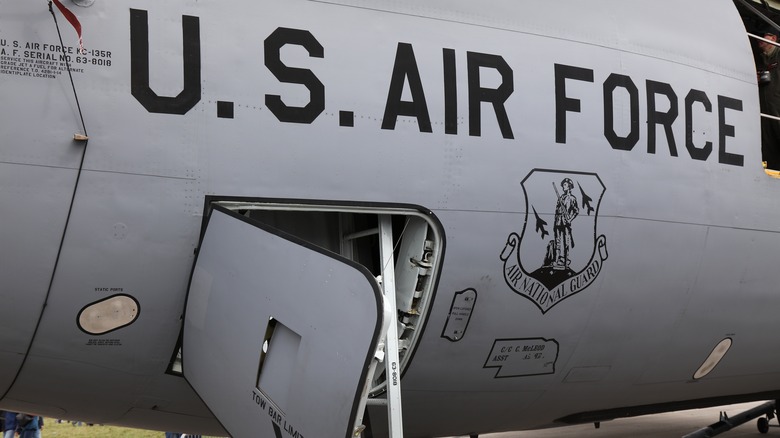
[500,169,608,313]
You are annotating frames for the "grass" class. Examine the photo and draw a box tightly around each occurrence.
[42,419,224,438]
[43,420,159,437]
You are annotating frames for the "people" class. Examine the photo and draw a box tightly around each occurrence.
[2,412,16,438]
[15,414,41,438]
[758,26,780,169]
[553,178,578,270]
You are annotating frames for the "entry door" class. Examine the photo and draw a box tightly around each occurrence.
[183,206,384,438]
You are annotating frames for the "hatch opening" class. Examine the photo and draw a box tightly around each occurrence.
[169,199,444,397]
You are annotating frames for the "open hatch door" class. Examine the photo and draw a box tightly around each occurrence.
[183,206,384,438]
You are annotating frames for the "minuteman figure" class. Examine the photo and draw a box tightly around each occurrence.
[553,178,579,270]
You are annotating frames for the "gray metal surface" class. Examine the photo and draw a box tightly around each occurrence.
[183,207,382,438]
[2,0,780,436]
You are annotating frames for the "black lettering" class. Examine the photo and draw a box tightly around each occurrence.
[130,9,201,115]
[646,80,679,156]
[555,64,594,143]
[443,48,457,135]
[603,73,639,151]
[217,101,234,119]
[339,110,354,127]
[467,51,514,139]
[684,89,712,161]
[264,27,325,124]
[718,95,744,166]
[381,43,432,132]
[507,265,522,286]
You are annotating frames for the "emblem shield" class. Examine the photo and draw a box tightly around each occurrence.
[500,169,608,313]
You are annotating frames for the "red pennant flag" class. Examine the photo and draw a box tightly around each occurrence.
[51,0,84,53]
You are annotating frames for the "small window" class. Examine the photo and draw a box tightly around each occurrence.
[77,294,140,335]
[693,338,733,380]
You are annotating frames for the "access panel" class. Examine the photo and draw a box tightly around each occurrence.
[183,206,383,438]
